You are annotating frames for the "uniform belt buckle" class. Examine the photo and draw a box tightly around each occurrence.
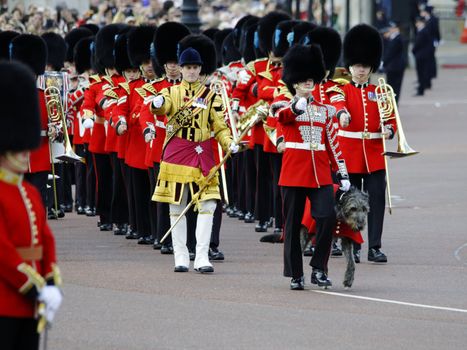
[362,131,370,139]
[310,143,318,150]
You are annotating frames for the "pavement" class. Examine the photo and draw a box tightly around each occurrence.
[45,68,467,350]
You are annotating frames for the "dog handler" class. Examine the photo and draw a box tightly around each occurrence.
[272,44,350,290]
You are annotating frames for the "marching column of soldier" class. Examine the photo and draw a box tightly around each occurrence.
[1,11,416,343]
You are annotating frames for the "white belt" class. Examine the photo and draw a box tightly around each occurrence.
[285,142,326,151]
[155,120,166,129]
[338,130,382,140]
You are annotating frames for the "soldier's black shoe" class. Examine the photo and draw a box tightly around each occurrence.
[160,244,173,254]
[354,249,361,263]
[267,217,274,228]
[64,204,73,213]
[303,245,315,257]
[331,241,343,256]
[125,230,139,240]
[368,248,387,263]
[48,209,58,220]
[259,233,282,243]
[153,240,162,250]
[236,210,245,220]
[99,223,112,231]
[209,248,225,261]
[114,224,127,236]
[228,206,238,217]
[311,269,332,287]
[244,212,254,223]
[189,251,195,261]
[195,266,214,273]
[225,206,234,216]
[76,206,86,215]
[290,276,305,290]
[137,236,154,245]
[174,266,189,272]
[255,222,268,232]
[85,207,96,216]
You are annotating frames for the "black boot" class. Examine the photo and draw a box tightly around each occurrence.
[290,276,305,290]
[311,269,332,287]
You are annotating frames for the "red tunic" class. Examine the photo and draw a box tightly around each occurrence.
[0,169,58,317]
[331,82,397,174]
[68,88,85,145]
[28,89,51,173]
[276,98,347,188]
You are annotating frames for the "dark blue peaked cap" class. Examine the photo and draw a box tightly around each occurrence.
[178,47,203,66]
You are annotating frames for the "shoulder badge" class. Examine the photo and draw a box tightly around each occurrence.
[135,87,147,99]
[119,82,130,94]
[89,75,101,84]
[104,88,119,99]
[326,85,345,96]
[142,83,158,95]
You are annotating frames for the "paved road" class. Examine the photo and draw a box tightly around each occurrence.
[46,68,467,350]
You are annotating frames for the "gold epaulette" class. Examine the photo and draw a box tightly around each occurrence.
[103,75,114,86]
[331,78,350,86]
[119,82,130,94]
[153,77,165,83]
[89,75,101,84]
[104,88,119,99]
[142,83,158,95]
[277,84,293,99]
[326,85,345,96]
[246,61,256,76]
[135,87,147,99]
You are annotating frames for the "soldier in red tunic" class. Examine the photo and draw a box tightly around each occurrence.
[9,35,50,208]
[0,61,62,350]
[332,24,396,263]
[275,44,350,290]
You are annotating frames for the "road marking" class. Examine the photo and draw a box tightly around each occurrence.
[312,290,467,314]
[454,242,467,265]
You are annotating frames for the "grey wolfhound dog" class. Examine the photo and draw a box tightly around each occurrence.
[335,186,370,288]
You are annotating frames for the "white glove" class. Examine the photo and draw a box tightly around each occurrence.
[295,97,307,112]
[339,113,350,128]
[38,286,63,323]
[117,123,127,136]
[237,69,252,85]
[339,179,351,192]
[82,118,94,129]
[152,95,164,109]
[144,95,156,106]
[229,142,240,154]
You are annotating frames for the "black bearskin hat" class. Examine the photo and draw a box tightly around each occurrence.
[282,44,325,95]
[221,32,242,66]
[0,61,41,152]
[233,14,255,49]
[41,32,67,71]
[257,11,291,54]
[0,30,19,60]
[290,21,317,45]
[80,23,100,35]
[240,18,260,63]
[214,28,233,67]
[154,21,191,67]
[128,25,156,67]
[178,34,217,75]
[202,28,220,41]
[271,20,299,58]
[343,24,382,72]
[10,34,47,76]
[74,37,94,74]
[302,27,342,75]
[95,23,127,69]
[65,27,93,63]
[114,30,136,74]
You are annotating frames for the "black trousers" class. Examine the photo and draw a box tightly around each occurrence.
[129,167,151,237]
[243,148,256,214]
[254,145,271,223]
[386,69,405,104]
[63,162,73,207]
[153,163,172,245]
[93,153,112,225]
[121,162,136,231]
[24,171,48,208]
[110,154,128,225]
[74,144,87,208]
[269,153,283,229]
[210,200,222,249]
[415,58,430,95]
[282,185,335,278]
[47,163,64,210]
[350,170,386,250]
[84,144,96,209]
[0,317,39,350]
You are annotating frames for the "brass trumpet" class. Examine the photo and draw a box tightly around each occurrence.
[375,77,418,214]
[44,86,83,163]
[238,99,269,134]
[210,80,239,143]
